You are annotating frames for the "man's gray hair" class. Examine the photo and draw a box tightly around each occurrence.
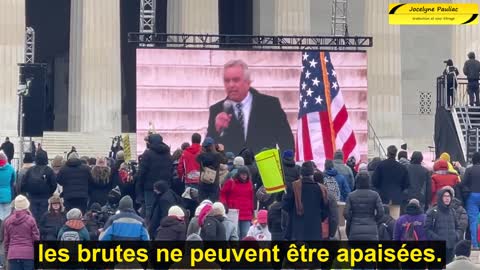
[224,59,251,82]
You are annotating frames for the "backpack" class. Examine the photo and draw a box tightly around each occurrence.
[323,175,340,202]
[27,166,48,188]
[403,222,419,241]
[60,229,81,241]
[378,222,392,240]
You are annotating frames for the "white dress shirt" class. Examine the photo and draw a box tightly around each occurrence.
[232,91,253,140]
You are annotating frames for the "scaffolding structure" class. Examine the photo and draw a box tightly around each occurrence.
[139,0,156,46]
[331,0,349,36]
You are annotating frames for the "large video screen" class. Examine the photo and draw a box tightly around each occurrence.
[136,49,367,163]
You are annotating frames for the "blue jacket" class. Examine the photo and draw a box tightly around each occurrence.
[325,168,351,202]
[100,209,150,241]
[0,164,15,203]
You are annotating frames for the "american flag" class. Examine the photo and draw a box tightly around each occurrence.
[295,51,360,166]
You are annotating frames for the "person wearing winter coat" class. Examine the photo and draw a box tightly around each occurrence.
[314,171,339,240]
[377,205,395,240]
[406,151,431,212]
[212,202,238,241]
[3,195,39,270]
[425,188,461,264]
[463,51,480,106]
[88,157,114,207]
[21,150,57,222]
[223,156,244,185]
[199,204,227,241]
[394,199,427,241]
[100,196,149,241]
[0,138,13,164]
[177,133,202,186]
[57,208,90,241]
[155,206,187,241]
[462,151,480,248]
[282,150,300,189]
[196,137,222,202]
[240,149,262,190]
[442,186,468,240]
[148,180,183,236]
[83,203,104,241]
[397,150,410,167]
[333,150,355,190]
[268,192,285,241]
[439,152,461,177]
[56,152,93,213]
[372,145,409,219]
[15,153,34,195]
[38,193,66,241]
[246,210,271,241]
[431,159,460,205]
[344,172,384,241]
[446,240,478,270]
[367,157,381,182]
[324,160,351,202]
[282,161,327,241]
[220,166,254,239]
[187,200,212,236]
[50,155,64,176]
[0,152,15,221]
[100,186,121,222]
[137,134,173,219]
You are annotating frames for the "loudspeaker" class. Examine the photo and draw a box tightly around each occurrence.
[19,63,47,137]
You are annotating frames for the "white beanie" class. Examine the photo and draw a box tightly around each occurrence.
[233,156,245,167]
[168,206,185,218]
[67,208,82,220]
[14,195,30,211]
[212,202,226,217]
[195,200,213,216]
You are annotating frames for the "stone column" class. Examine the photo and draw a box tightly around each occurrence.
[167,0,219,34]
[0,0,25,135]
[365,0,403,140]
[452,0,480,69]
[68,0,121,133]
[274,0,311,35]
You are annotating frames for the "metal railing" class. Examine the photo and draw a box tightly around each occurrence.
[437,75,473,109]
[466,127,480,160]
[367,120,386,159]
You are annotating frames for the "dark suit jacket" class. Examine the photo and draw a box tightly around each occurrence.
[207,88,294,155]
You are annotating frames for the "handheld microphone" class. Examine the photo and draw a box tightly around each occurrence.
[220,100,234,137]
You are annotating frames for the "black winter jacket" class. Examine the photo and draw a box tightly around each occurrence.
[463,58,480,80]
[138,135,173,191]
[451,197,468,236]
[425,189,460,249]
[88,166,114,207]
[406,163,431,208]
[155,216,186,241]
[39,211,66,240]
[326,192,339,239]
[148,183,183,236]
[344,188,384,241]
[372,158,409,204]
[282,158,300,188]
[463,164,480,193]
[57,158,93,200]
[21,166,57,199]
[200,215,227,241]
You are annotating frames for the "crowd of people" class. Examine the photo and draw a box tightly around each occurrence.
[0,134,479,269]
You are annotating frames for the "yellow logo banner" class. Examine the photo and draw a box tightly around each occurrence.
[389,3,478,25]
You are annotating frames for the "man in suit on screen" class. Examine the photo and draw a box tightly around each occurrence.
[207,59,294,155]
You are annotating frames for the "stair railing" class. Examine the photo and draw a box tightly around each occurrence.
[367,120,386,159]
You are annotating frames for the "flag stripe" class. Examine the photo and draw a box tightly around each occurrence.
[320,52,337,151]
[333,105,348,133]
[320,111,335,160]
[342,132,357,162]
[307,112,326,162]
[301,116,314,161]
[297,120,305,160]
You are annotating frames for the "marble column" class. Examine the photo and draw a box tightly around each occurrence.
[274,0,311,35]
[0,0,25,135]
[167,0,219,34]
[365,0,403,140]
[68,0,121,133]
[452,0,480,68]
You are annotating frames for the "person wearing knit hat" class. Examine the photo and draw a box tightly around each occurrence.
[332,149,355,190]
[393,198,427,241]
[148,180,182,237]
[186,201,212,237]
[15,152,35,195]
[3,195,40,267]
[51,155,64,175]
[83,202,104,241]
[213,202,239,241]
[0,151,15,221]
[100,195,149,241]
[222,156,245,185]
[57,208,90,241]
[155,205,187,241]
[300,161,315,177]
[246,210,271,241]
[89,156,113,207]
[438,186,468,241]
[199,203,226,241]
[38,193,66,240]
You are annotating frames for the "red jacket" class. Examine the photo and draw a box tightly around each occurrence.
[220,178,254,221]
[177,144,201,184]
[431,160,459,205]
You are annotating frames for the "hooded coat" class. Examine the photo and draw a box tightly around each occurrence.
[406,154,431,209]
[155,216,187,241]
[344,180,384,241]
[200,214,227,241]
[431,160,460,205]
[148,181,183,236]
[177,143,201,184]
[56,158,93,200]
[3,210,40,260]
[138,134,173,191]
[424,189,460,249]
[333,151,355,190]
[393,203,427,241]
[325,168,351,202]
[21,151,57,199]
[39,199,66,241]
[89,164,113,206]
[0,162,15,203]
[220,167,254,221]
[282,157,301,188]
